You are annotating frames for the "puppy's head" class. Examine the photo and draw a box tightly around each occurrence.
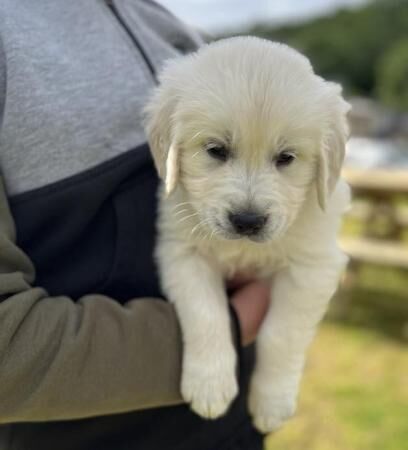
[145,37,350,242]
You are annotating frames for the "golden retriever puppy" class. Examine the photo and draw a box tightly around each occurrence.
[144,36,350,433]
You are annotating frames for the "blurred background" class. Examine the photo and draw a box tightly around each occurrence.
[160,1,408,449]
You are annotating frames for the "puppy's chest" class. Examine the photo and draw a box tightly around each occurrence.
[201,240,288,279]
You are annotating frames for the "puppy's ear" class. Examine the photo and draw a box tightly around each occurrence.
[317,83,350,210]
[144,85,180,195]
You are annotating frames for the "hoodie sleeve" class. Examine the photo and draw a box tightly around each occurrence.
[0,169,187,423]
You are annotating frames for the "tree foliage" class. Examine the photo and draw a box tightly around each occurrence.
[376,38,408,111]
[219,0,408,110]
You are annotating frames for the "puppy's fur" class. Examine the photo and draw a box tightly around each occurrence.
[144,37,350,433]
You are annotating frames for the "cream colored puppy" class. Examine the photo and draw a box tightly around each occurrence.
[144,36,350,433]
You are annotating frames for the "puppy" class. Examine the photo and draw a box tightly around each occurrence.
[144,36,350,433]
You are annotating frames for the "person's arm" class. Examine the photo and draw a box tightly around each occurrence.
[0,173,186,424]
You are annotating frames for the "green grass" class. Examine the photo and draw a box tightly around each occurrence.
[265,321,408,450]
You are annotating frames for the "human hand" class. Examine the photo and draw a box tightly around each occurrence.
[229,278,271,347]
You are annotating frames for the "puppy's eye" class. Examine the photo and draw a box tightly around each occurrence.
[275,151,296,168]
[206,144,229,162]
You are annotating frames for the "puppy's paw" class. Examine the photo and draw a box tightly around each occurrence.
[181,357,238,419]
[248,377,297,433]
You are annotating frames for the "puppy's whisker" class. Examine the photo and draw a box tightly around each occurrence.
[199,228,212,242]
[177,212,200,224]
[196,228,207,241]
[194,219,215,241]
[211,229,223,242]
[174,209,190,217]
[172,207,191,215]
[191,149,202,159]
[209,227,217,241]
[190,222,203,237]
[208,221,224,242]
[171,202,191,212]
[200,229,213,242]
[198,222,215,242]
[190,218,211,238]
[200,230,212,242]
[174,201,190,207]
[191,130,204,140]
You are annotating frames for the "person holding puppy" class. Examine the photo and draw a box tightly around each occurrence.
[0,1,269,449]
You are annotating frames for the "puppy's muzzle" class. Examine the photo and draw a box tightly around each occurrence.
[228,211,268,236]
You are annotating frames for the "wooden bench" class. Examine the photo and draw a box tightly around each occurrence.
[342,168,408,194]
[339,237,408,269]
[340,168,408,269]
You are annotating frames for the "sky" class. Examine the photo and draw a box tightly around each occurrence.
[158,0,369,33]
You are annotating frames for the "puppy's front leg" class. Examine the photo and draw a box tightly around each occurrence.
[158,242,238,419]
[249,254,347,433]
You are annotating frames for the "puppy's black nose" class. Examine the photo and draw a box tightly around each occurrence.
[228,211,268,236]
